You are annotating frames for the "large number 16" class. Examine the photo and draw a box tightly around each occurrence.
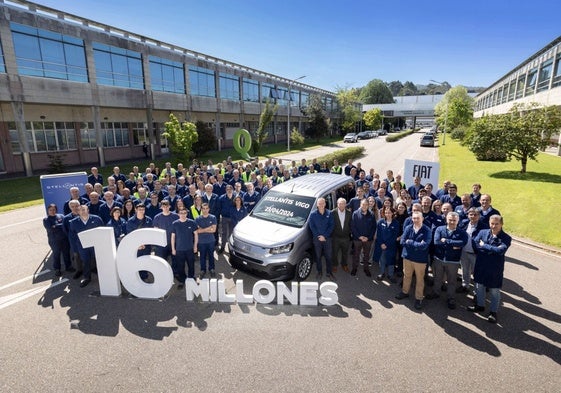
[78,227,174,299]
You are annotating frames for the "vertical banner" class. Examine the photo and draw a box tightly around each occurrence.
[403,159,440,189]
[40,172,88,214]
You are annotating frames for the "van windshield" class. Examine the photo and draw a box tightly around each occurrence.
[251,190,316,228]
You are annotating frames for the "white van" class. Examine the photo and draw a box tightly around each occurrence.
[228,173,354,281]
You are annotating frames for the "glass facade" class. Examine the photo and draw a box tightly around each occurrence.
[80,122,96,149]
[261,83,274,103]
[0,41,5,73]
[93,42,143,89]
[189,66,215,97]
[219,72,240,100]
[242,78,259,102]
[149,56,185,94]
[101,122,129,147]
[552,54,561,88]
[8,121,78,153]
[10,22,87,82]
[132,122,148,145]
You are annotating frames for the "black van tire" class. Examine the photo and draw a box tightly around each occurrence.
[294,253,313,281]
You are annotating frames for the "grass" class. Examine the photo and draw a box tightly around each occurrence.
[438,134,561,248]
[0,136,342,212]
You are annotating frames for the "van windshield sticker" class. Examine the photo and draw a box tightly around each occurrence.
[252,191,316,228]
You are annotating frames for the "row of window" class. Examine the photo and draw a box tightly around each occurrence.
[7,121,157,153]
[476,52,561,111]
[4,22,328,108]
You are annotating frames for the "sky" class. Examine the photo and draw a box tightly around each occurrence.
[19,0,561,92]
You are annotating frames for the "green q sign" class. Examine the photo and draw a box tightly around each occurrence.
[233,128,252,161]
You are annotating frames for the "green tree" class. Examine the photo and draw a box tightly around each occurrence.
[468,103,561,172]
[359,79,394,104]
[399,81,418,96]
[252,99,278,155]
[192,121,217,156]
[162,113,198,162]
[388,80,403,96]
[363,108,383,130]
[434,85,474,132]
[335,86,362,133]
[468,115,510,162]
[306,94,329,141]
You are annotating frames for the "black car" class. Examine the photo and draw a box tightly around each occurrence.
[357,131,372,140]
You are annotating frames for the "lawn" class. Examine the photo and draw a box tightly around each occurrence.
[0,137,341,212]
[438,134,561,248]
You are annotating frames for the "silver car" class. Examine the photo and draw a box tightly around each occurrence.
[228,173,354,281]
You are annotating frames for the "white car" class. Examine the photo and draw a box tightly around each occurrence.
[343,133,358,143]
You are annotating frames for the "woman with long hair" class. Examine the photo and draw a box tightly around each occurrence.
[122,199,136,221]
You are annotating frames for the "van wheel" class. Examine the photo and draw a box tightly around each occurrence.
[295,253,313,281]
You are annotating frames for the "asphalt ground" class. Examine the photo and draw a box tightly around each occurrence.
[1,133,560,392]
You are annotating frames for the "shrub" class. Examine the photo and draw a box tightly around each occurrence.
[450,127,467,141]
[314,146,365,169]
[386,129,414,142]
[47,153,66,174]
[290,128,305,146]
[192,121,217,156]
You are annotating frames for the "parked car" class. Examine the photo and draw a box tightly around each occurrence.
[420,134,435,147]
[367,130,378,138]
[377,128,387,136]
[394,127,400,132]
[357,131,372,140]
[343,133,358,143]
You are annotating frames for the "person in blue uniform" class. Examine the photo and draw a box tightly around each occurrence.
[309,197,335,280]
[153,200,179,265]
[425,211,468,309]
[106,206,127,245]
[395,211,432,310]
[68,205,104,287]
[195,203,217,279]
[43,203,74,276]
[350,199,377,277]
[373,207,400,283]
[468,214,511,324]
[171,208,198,287]
[231,196,247,228]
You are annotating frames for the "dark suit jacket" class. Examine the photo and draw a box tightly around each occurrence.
[331,207,352,239]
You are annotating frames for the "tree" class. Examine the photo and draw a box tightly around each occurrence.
[363,108,383,130]
[434,85,474,132]
[468,103,561,172]
[162,113,198,162]
[192,121,217,156]
[399,81,418,96]
[388,80,404,96]
[306,94,329,141]
[359,79,394,104]
[335,86,362,133]
[252,99,278,155]
[467,115,510,162]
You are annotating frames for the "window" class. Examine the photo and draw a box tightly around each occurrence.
[102,122,129,147]
[515,75,525,99]
[289,90,299,107]
[501,84,508,104]
[80,122,96,149]
[132,122,148,145]
[553,54,561,88]
[243,78,259,102]
[301,92,309,107]
[276,87,288,106]
[537,60,553,92]
[219,72,240,100]
[93,43,143,89]
[149,56,185,94]
[9,121,77,153]
[0,40,5,73]
[525,68,538,96]
[507,80,516,101]
[189,66,215,97]
[261,83,274,103]
[10,22,87,82]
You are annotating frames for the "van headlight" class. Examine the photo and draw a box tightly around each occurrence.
[270,243,293,254]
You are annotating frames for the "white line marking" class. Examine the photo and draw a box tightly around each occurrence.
[0,278,68,310]
[0,270,51,292]
[0,217,42,231]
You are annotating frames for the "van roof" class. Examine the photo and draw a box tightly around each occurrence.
[271,173,354,197]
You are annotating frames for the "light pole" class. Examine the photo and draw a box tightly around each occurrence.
[429,79,448,146]
[287,75,306,151]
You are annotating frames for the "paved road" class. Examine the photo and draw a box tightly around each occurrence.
[1,133,560,392]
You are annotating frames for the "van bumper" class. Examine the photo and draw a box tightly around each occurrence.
[228,250,295,281]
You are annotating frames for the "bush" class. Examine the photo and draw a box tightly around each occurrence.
[386,129,414,142]
[192,121,217,156]
[314,146,365,169]
[290,128,305,147]
[450,127,467,141]
[47,153,66,174]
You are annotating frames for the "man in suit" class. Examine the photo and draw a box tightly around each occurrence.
[332,198,352,273]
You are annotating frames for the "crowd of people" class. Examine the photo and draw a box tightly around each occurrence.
[43,156,511,323]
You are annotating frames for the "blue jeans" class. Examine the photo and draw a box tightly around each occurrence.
[199,242,215,272]
[475,283,501,312]
[379,250,395,277]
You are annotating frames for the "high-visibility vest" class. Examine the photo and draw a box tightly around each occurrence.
[331,165,342,174]
[190,205,201,219]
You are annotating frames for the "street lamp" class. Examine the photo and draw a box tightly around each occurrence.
[429,79,448,146]
[287,75,306,151]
